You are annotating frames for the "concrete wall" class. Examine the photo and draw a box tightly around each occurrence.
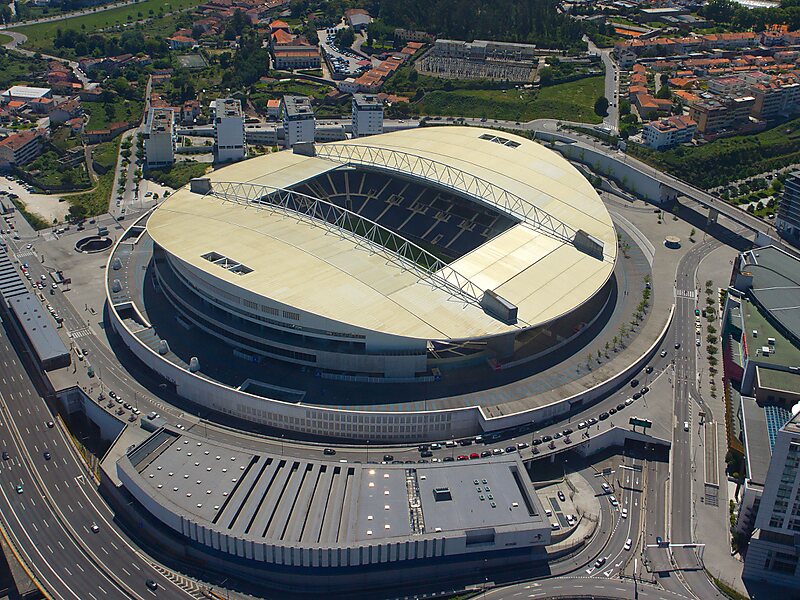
[541,137,677,205]
[57,386,126,442]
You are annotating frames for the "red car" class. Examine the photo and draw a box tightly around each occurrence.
[469,452,480,459]
[456,455,469,461]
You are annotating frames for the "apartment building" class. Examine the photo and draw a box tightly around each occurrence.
[280,95,315,148]
[688,95,754,134]
[144,108,176,168]
[641,115,697,150]
[351,93,383,138]
[0,129,46,167]
[213,98,246,163]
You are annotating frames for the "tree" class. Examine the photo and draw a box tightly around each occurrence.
[655,85,671,100]
[594,96,609,118]
[335,26,355,48]
[538,66,553,85]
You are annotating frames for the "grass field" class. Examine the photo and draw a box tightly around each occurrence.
[415,77,604,124]
[146,161,209,189]
[12,0,203,51]
[65,138,121,216]
[0,33,14,45]
[0,51,47,88]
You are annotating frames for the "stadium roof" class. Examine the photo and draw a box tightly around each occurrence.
[148,127,617,340]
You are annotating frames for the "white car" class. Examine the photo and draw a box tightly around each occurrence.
[624,538,632,551]
[621,507,628,519]
[551,522,560,530]
[609,495,618,507]
[684,421,690,431]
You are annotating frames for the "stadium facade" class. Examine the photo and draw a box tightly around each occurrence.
[107,127,623,441]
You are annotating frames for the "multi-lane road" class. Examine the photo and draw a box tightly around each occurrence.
[0,321,197,599]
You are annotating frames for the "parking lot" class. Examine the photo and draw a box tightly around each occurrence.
[318,27,371,78]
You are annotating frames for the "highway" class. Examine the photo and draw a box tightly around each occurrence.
[0,321,196,599]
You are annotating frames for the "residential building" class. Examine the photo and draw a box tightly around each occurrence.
[266,99,281,120]
[144,108,176,168]
[180,100,200,125]
[269,23,320,71]
[750,81,800,120]
[351,93,383,138]
[632,93,672,120]
[213,98,246,163]
[167,35,197,50]
[688,96,755,135]
[0,129,46,167]
[280,95,314,148]
[641,115,696,150]
[777,172,800,245]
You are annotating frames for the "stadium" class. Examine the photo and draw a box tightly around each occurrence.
[107,127,624,441]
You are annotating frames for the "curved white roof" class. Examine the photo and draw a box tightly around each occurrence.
[148,127,617,341]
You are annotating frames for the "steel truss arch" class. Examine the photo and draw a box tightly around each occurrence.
[208,181,521,322]
[315,143,606,260]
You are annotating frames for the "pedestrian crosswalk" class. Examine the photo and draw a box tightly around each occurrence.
[675,289,696,299]
[69,326,93,339]
[15,249,36,259]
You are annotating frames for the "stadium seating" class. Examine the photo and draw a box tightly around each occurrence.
[290,168,515,260]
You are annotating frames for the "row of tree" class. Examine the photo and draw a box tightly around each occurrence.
[53,29,168,59]
[701,0,800,31]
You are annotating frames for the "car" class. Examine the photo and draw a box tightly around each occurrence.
[382,454,394,462]
[696,339,701,346]
[621,507,628,518]
[480,450,492,457]
[542,435,552,442]
[645,365,653,374]
[601,482,611,493]
[123,402,132,410]
[587,418,598,426]
[695,308,701,316]
[558,490,566,502]
[40,274,46,281]
[443,456,454,462]
[609,407,617,415]
[456,455,469,461]
[145,579,158,591]
[544,508,552,517]
[624,538,632,551]
[616,403,625,411]
[2,451,8,460]
[109,390,117,400]
[630,379,639,388]
[458,439,472,446]
[323,448,336,456]
[420,450,432,458]
[625,398,634,406]
[470,452,480,459]
[609,495,618,506]
[91,523,100,533]
[505,446,517,453]
[15,484,23,494]
[516,442,528,450]
[566,514,576,526]
[430,443,441,450]
[532,438,542,445]
[684,421,689,431]
[599,412,609,420]
[553,432,562,439]
[417,445,429,452]
[562,428,573,436]
[492,448,504,455]
[26,243,32,249]
[640,386,649,394]
[46,420,54,428]
[43,451,51,460]
[675,342,681,349]
[632,392,642,400]
[445,440,457,448]
[595,557,607,568]
[551,522,560,530]
[51,283,57,289]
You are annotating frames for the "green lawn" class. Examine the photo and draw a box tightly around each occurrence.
[11,0,204,51]
[64,138,121,217]
[415,77,605,124]
[628,116,800,189]
[0,33,14,45]
[92,141,120,171]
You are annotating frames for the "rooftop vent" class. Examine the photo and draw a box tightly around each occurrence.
[433,487,452,502]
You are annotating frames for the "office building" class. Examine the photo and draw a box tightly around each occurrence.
[280,95,315,148]
[144,108,176,168]
[213,98,246,163]
[776,172,800,245]
[351,93,383,138]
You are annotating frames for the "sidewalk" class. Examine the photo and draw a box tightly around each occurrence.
[693,241,747,596]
